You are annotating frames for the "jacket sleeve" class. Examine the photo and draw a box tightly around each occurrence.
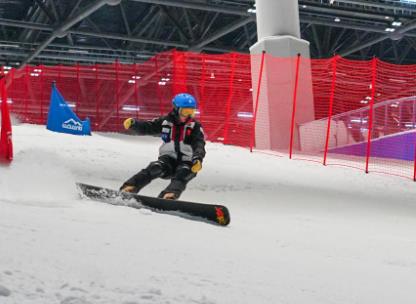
[190,122,206,161]
[130,117,164,136]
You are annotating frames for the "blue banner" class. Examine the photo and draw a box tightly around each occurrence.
[46,83,91,136]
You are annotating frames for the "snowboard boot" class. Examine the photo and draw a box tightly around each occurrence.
[161,192,178,200]
[120,184,139,193]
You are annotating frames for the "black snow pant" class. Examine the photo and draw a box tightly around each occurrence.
[121,155,197,199]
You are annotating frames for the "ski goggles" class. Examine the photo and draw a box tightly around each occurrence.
[179,107,196,118]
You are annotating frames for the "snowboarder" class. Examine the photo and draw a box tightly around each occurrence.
[120,93,206,200]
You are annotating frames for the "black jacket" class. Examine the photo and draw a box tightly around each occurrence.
[130,111,206,162]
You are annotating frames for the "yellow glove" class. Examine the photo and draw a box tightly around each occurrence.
[123,118,135,130]
[191,158,202,173]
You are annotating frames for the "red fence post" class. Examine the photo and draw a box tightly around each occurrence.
[250,51,266,152]
[1,75,3,100]
[323,56,338,165]
[365,58,377,174]
[154,56,163,115]
[134,63,139,120]
[24,65,30,119]
[172,50,188,96]
[115,59,120,130]
[95,64,100,128]
[0,76,13,163]
[289,54,301,159]
[183,52,188,98]
[39,65,44,122]
[58,64,62,83]
[199,54,206,123]
[223,53,237,144]
[9,69,15,117]
[0,67,3,109]
[76,62,80,116]
[172,49,177,95]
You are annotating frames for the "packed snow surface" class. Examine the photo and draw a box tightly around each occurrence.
[1,124,416,304]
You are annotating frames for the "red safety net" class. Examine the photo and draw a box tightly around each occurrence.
[293,57,416,180]
[2,50,416,181]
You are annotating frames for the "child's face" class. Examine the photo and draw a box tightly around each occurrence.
[179,115,187,123]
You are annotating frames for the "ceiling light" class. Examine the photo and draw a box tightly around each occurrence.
[0,98,12,104]
[123,105,140,111]
[0,44,18,48]
[237,112,253,118]
[68,49,89,54]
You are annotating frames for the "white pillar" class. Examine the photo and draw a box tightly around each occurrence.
[250,0,315,152]
[255,0,301,39]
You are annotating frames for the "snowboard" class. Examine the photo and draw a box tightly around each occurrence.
[76,183,230,226]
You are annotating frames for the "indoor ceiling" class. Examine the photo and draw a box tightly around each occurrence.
[1,0,416,66]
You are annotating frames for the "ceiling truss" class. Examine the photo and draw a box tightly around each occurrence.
[1,0,416,66]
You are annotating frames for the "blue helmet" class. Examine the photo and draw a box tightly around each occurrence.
[172,93,197,109]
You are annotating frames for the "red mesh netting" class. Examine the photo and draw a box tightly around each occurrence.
[2,51,416,181]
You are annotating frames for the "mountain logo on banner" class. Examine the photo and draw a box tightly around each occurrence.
[46,82,91,136]
[62,118,83,131]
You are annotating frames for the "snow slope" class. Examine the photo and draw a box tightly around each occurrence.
[1,124,416,304]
